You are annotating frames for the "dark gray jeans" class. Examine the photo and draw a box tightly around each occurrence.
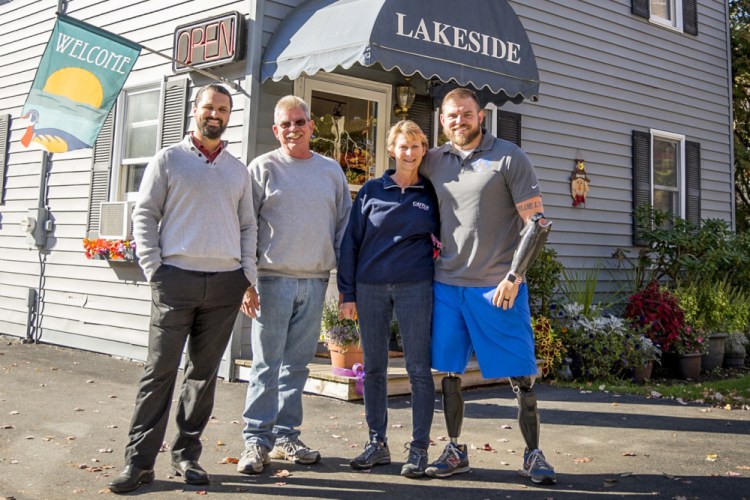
[124,265,249,468]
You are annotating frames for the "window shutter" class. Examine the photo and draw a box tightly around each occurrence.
[683,0,698,36]
[685,140,701,227]
[632,130,651,245]
[497,110,522,146]
[158,78,188,149]
[632,0,649,19]
[86,110,115,239]
[409,94,433,147]
[0,114,9,204]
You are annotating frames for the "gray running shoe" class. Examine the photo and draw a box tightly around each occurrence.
[424,442,470,478]
[519,448,557,484]
[350,441,391,470]
[237,443,270,474]
[400,443,428,478]
[269,437,321,464]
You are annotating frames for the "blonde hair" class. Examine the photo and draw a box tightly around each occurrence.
[386,120,428,154]
[274,95,311,123]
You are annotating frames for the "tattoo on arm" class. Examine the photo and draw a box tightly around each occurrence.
[516,200,542,213]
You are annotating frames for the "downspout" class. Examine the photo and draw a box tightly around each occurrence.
[725,0,736,231]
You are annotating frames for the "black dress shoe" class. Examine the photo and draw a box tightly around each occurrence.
[108,464,155,493]
[172,460,210,485]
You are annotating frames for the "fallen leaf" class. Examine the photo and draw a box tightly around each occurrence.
[611,402,619,406]
[272,469,291,478]
[725,471,741,477]
[736,465,750,470]
[86,380,94,384]
[436,436,447,441]
[332,434,341,439]
[725,404,732,411]
[108,395,117,398]
[622,452,636,457]
[620,472,634,477]
[197,491,207,495]
[481,443,495,451]
[275,482,287,486]
[25,436,34,440]
[500,424,512,429]
[107,424,118,429]
[0,424,14,429]
[329,415,338,420]
[9,411,19,415]
[216,440,224,446]
[98,448,113,453]
[573,457,592,464]
[391,424,403,428]
[650,391,662,398]
[74,408,85,412]
[66,436,76,441]
[220,457,239,464]
[706,454,718,462]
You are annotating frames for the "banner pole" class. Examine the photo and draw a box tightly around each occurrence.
[139,43,252,100]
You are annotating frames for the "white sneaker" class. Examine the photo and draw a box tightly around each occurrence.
[237,443,270,474]
[269,437,321,464]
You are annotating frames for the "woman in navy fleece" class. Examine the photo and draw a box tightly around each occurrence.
[338,120,439,479]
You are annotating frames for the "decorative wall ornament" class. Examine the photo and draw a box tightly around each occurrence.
[570,151,590,207]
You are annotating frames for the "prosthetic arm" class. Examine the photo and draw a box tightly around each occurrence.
[507,213,552,282]
[509,376,540,452]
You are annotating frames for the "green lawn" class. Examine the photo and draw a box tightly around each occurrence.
[554,373,750,408]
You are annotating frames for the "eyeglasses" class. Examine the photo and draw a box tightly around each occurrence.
[276,119,309,129]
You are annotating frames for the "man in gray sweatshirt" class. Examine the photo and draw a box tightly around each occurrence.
[238,95,351,474]
[108,84,257,494]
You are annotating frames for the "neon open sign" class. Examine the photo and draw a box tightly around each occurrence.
[173,12,245,72]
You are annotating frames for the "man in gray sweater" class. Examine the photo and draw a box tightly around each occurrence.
[108,84,257,494]
[238,95,351,474]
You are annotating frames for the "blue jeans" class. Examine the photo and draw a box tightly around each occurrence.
[356,280,434,449]
[241,276,328,449]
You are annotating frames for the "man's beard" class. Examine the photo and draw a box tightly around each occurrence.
[445,124,480,147]
[199,120,226,140]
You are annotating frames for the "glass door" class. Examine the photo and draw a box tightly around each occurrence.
[296,74,391,192]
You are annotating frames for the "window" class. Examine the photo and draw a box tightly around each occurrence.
[650,0,680,30]
[631,0,698,35]
[86,78,188,239]
[632,129,701,245]
[114,86,160,201]
[296,74,391,192]
[652,132,682,216]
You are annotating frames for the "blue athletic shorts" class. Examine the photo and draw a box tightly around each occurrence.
[431,281,537,379]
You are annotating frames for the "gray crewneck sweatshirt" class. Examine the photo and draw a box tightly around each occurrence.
[249,149,352,278]
[133,135,258,283]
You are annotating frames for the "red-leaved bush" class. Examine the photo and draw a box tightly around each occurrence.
[624,281,685,353]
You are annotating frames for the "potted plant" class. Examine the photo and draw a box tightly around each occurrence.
[320,298,362,370]
[672,325,707,379]
[624,331,662,383]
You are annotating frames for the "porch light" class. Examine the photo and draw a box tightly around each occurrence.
[394,77,416,120]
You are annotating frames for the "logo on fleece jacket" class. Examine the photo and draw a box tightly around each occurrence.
[412,201,430,211]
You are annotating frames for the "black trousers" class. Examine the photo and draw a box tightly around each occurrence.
[124,265,249,468]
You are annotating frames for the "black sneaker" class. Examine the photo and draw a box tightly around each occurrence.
[519,448,556,484]
[350,441,391,470]
[424,443,470,478]
[400,443,428,478]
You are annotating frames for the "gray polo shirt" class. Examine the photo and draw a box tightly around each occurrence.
[421,131,541,287]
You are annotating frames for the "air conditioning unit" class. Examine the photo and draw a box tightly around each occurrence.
[99,201,135,240]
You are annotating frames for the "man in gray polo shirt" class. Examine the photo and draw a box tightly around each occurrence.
[420,87,556,485]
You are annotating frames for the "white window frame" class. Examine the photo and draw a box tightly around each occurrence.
[650,129,686,217]
[295,73,392,189]
[650,0,683,32]
[111,84,161,202]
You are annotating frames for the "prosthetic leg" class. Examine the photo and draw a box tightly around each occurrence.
[442,375,463,444]
[424,374,470,478]
[510,376,556,484]
[509,376,539,451]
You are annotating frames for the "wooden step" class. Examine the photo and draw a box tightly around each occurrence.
[234,354,531,401]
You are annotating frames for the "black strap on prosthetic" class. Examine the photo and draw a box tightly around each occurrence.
[442,375,463,443]
[509,214,552,279]
[509,376,540,452]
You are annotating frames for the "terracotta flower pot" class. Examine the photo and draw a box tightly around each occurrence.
[677,352,702,379]
[632,360,654,383]
[328,342,364,370]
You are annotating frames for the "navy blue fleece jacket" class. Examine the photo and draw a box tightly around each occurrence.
[337,170,440,303]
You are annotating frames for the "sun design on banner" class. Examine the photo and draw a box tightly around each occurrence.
[22,68,106,152]
[21,15,140,153]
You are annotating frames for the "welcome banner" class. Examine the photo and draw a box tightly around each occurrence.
[21,15,141,152]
